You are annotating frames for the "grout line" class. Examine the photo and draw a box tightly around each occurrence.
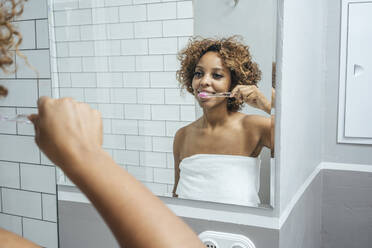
[14,52,17,80]
[175,1,178,18]
[41,193,44,220]
[12,18,48,23]
[1,212,57,224]
[34,20,38,49]
[53,34,192,43]
[21,217,23,236]
[0,185,55,196]
[0,132,35,137]
[16,48,50,52]
[0,77,51,80]
[146,2,149,21]
[132,22,135,39]
[18,162,21,190]
[0,187,2,212]
[0,159,55,168]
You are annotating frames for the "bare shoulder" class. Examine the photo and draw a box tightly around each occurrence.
[174,121,195,143]
[241,114,271,133]
[174,125,187,145]
[173,121,196,153]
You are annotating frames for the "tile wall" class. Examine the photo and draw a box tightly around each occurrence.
[0,0,58,247]
[50,0,194,197]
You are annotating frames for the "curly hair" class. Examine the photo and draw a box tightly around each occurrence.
[0,0,28,97]
[176,36,261,112]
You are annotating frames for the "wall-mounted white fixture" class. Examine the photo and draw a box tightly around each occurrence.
[199,231,256,248]
[337,0,372,144]
[234,0,239,7]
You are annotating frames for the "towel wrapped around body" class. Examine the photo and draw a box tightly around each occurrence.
[176,154,261,206]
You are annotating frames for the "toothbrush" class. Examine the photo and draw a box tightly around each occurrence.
[198,92,233,98]
[0,114,32,124]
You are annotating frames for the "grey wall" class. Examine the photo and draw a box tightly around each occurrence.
[58,170,372,248]
[322,0,372,165]
[58,201,119,248]
[322,170,372,248]
[279,173,322,248]
[280,169,372,248]
[278,0,325,213]
[58,200,279,248]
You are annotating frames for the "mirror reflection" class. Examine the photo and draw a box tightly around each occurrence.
[49,0,276,208]
[173,37,273,206]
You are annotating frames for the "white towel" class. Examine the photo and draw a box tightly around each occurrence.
[176,154,261,206]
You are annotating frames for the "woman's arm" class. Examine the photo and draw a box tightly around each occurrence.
[172,129,184,197]
[243,115,273,155]
[0,228,40,248]
[258,116,274,155]
[29,97,204,248]
[233,85,275,154]
[270,114,275,156]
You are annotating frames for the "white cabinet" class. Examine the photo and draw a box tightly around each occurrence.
[338,0,372,144]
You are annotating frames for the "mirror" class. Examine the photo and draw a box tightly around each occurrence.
[48,0,276,216]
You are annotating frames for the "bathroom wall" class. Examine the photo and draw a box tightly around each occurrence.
[322,169,372,248]
[279,168,372,248]
[50,0,194,197]
[58,201,120,248]
[279,0,326,213]
[279,172,322,248]
[58,169,372,248]
[320,1,372,245]
[58,199,279,248]
[267,0,372,247]
[322,0,372,165]
[276,0,326,246]
[0,0,58,247]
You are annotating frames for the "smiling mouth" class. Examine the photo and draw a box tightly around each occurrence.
[197,89,216,94]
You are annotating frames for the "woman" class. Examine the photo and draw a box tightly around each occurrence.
[173,37,274,206]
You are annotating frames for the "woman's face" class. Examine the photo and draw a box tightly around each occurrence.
[192,51,232,109]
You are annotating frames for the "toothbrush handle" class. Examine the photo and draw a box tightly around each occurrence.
[0,114,32,124]
[215,92,232,97]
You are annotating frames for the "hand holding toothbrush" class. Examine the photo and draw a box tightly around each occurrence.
[28,97,103,169]
[27,97,205,248]
[198,85,272,114]
[230,85,271,114]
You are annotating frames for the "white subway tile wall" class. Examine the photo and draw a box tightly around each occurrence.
[20,163,56,194]
[50,0,194,197]
[0,213,22,236]
[14,20,36,49]
[42,194,57,222]
[23,218,58,248]
[2,188,42,219]
[0,1,58,246]
[16,108,38,136]
[36,19,50,49]
[0,108,17,134]
[0,162,20,189]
